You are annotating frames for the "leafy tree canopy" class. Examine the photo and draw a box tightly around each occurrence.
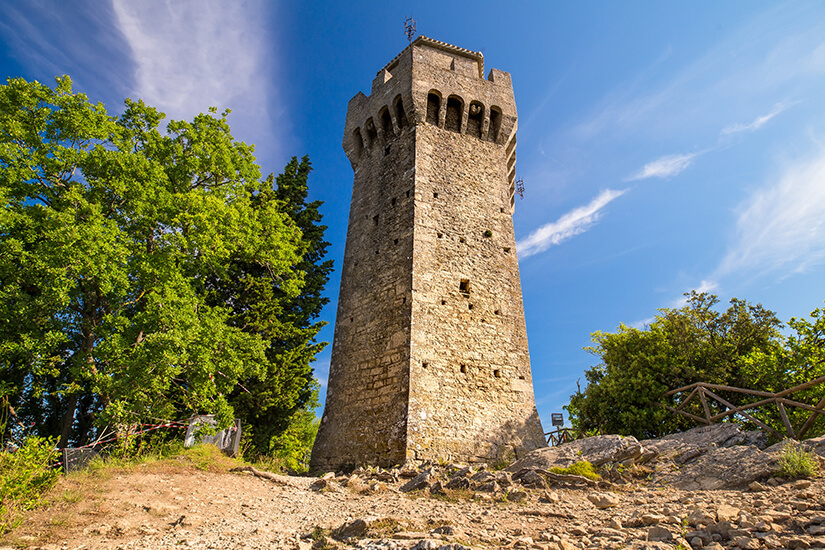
[0,76,328,451]
[565,292,790,439]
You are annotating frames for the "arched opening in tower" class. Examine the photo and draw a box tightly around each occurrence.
[394,95,409,129]
[445,96,463,133]
[365,118,378,147]
[426,92,441,126]
[352,128,364,157]
[467,101,484,139]
[379,107,393,141]
[489,106,502,143]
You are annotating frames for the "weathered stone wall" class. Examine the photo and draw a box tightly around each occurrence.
[311,36,544,471]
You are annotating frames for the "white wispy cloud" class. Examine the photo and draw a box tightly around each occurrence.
[517,189,627,258]
[720,103,793,135]
[111,0,269,123]
[629,317,655,330]
[716,147,825,279]
[669,280,720,307]
[568,5,825,146]
[627,153,698,181]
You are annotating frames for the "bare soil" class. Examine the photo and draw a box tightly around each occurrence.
[3,448,824,550]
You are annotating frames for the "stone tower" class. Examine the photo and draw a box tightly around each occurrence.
[311,37,545,471]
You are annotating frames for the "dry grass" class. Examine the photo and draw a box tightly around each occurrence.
[0,444,242,548]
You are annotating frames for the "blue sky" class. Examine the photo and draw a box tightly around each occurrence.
[3,1,825,432]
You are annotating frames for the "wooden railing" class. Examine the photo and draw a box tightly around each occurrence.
[545,427,585,447]
[661,375,825,439]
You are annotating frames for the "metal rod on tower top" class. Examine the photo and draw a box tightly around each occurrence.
[404,16,416,44]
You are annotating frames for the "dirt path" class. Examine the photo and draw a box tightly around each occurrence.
[5,455,825,550]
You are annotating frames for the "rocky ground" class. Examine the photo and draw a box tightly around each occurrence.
[5,425,825,550]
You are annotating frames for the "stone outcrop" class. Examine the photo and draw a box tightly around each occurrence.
[509,424,784,490]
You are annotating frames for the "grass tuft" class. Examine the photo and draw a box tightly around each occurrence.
[0,436,60,534]
[550,460,601,481]
[777,439,819,479]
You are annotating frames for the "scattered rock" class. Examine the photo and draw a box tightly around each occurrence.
[334,518,369,539]
[400,470,433,493]
[749,481,767,492]
[716,503,741,522]
[587,492,619,509]
[647,526,673,542]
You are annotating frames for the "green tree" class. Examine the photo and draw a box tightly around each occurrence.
[208,157,332,457]
[741,304,825,437]
[566,292,783,439]
[0,76,306,447]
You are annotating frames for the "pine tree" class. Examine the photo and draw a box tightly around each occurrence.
[216,157,332,458]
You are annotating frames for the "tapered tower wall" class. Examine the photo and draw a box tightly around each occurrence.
[311,37,545,472]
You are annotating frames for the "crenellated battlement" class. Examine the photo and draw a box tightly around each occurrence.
[343,36,519,211]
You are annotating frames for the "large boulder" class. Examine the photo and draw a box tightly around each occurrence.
[506,424,780,490]
[506,434,642,472]
[659,444,778,490]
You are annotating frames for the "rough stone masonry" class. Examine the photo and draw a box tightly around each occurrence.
[310,36,545,471]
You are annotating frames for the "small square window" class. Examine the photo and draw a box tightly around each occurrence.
[459,279,470,295]
[433,192,439,198]
[391,198,397,206]
[494,370,501,378]
[460,365,467,374]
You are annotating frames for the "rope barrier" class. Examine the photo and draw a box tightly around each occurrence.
[52,420,189,470]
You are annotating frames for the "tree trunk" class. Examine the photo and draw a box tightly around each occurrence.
[58,393,78,448]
